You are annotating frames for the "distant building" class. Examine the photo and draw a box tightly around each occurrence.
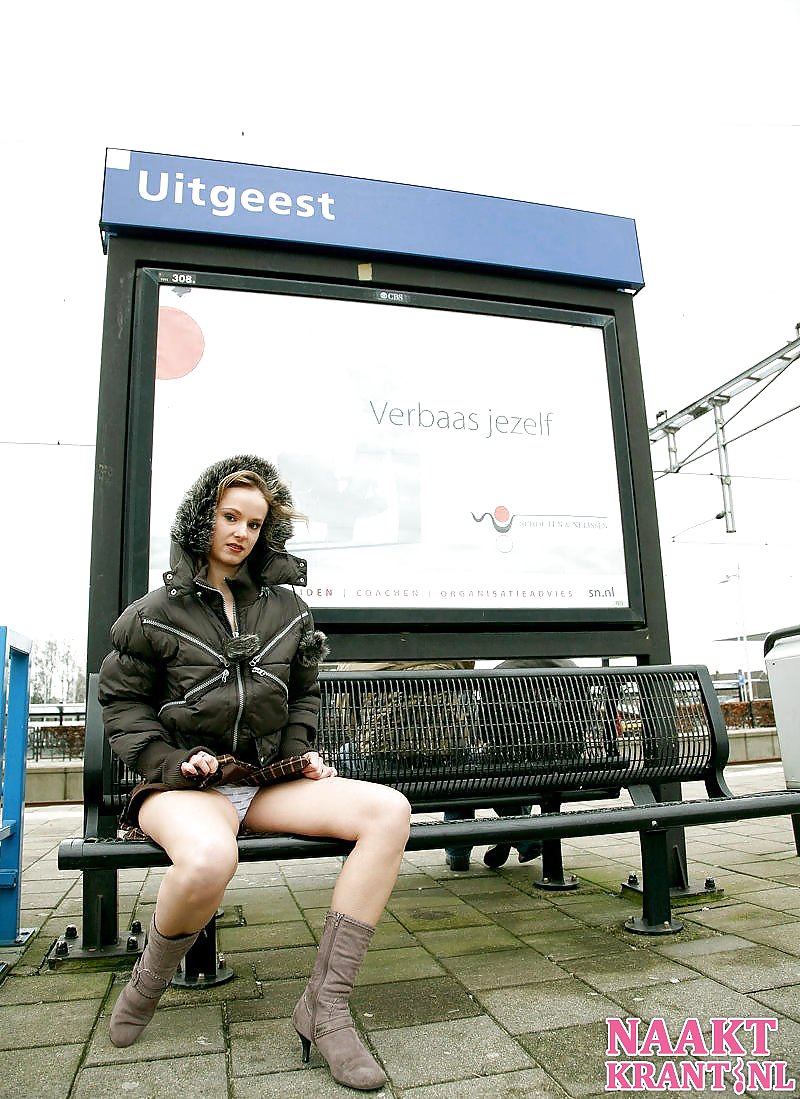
[712,670,771,702]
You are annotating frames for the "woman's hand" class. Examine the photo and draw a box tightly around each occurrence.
[181,751,219,779]
[302,751,338,781]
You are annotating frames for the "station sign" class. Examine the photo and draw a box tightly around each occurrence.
[101,148,644,290]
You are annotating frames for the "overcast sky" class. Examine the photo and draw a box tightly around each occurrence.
[2,0,799,676]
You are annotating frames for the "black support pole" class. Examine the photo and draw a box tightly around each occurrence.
[81,868,120,951]
[534,795,578,891]
[172,914,234,989]
[625,828,683,935]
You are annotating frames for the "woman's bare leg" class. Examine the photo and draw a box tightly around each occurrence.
[242,778,411,925]
[109,790,240,1048]
[138,790,241,936]
[248,779,408,1089]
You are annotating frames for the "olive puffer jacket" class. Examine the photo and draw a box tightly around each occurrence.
[98,455,328,789]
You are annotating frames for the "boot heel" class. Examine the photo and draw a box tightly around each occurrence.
[297,1031,311,1063]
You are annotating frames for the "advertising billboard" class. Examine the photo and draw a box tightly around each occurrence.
[142,269,640,628]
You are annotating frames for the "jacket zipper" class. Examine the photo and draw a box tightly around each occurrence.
[142,619,227,665]
[191,580,247,755]
[228,586,245,754]
[251,667,289,695]
[158,668,231,717]
[249,612,308,669]
[311,913,344,1034]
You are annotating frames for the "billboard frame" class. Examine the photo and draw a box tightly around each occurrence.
[87,232,669,670]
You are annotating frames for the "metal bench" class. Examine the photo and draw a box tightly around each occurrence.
[55,665,800,981]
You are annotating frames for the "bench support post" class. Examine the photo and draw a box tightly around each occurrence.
[46,867,145,966]
[534,795,578,891]
[792,814,800,857]
[535,838,579,891]
[172,913,234,989]
[654,782,692,891]
[82,868,120,951]
[625,828,683,935]
[625,784,723,907]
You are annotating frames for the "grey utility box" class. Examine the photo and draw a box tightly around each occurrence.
[765,626,800,789]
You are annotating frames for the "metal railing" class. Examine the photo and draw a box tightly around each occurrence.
[27,726,85,762]
[24,704,86,762]
[29,703,86,725]
[0,627,35,949]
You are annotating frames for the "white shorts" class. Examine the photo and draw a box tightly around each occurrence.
[215,784,260,824]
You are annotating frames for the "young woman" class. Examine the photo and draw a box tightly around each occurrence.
[98,455,411,1091]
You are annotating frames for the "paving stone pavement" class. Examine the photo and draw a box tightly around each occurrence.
[0,763,798,1097]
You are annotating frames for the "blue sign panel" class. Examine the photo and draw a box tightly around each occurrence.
[101,149,644,290]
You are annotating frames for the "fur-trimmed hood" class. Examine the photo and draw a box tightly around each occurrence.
[171,453,295,564]
[169,453,306,590]
[166,455,327,667]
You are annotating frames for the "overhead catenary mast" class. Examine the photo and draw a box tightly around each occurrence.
[648,331,800,532]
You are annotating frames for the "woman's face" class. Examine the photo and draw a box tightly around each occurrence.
[208,485,269,576]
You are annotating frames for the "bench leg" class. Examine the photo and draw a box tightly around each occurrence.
[46,867,145,966]
[534,838,579,891]
[171,913,234,989]
[653,782,691,891]
[533,795,578,891]
[628,784,718,903]
[81,868,120,951]
[792,814,800,857]
[625,829,683,935]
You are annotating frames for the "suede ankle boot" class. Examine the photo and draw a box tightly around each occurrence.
[109,918,199,1048]
[292,911,386,1090]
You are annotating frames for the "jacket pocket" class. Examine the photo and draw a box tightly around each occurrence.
[248,662,290,731]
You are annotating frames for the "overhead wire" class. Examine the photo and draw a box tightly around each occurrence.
[0,440,95,448]
[653,470,800,483]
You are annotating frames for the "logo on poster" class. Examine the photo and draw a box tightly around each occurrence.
[471,505,514,533]
[471,505,514,552]
[472,504,611,554]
